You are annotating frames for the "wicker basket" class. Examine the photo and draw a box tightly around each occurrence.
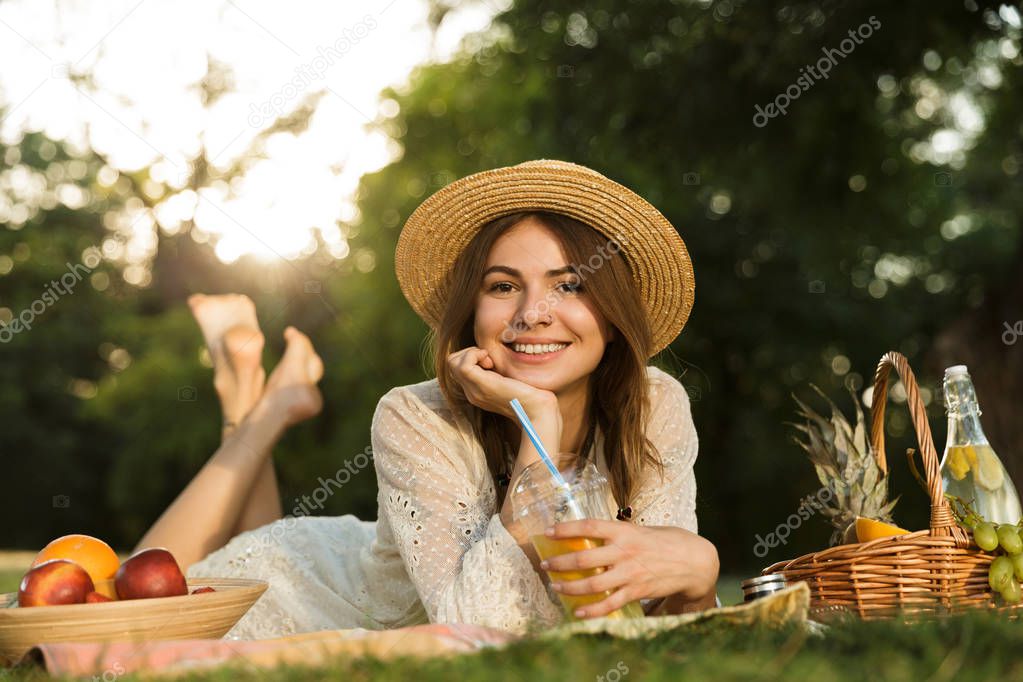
[762,350,1017,619]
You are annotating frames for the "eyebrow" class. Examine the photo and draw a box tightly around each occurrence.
[482,265,577,278]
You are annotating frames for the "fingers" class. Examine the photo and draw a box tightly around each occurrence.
[446,346,479,375]
[572,586,637,619]
[547,519,625,541]
[444,347,557,420]
[446,347,502,403]
[541,544,620,573]
[551,566,628,597]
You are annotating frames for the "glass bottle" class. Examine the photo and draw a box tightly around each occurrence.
[939,365,1021,524]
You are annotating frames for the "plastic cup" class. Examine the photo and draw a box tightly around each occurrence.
[510,456,644,621]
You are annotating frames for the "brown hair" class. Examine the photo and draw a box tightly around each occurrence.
[432,211,663,509]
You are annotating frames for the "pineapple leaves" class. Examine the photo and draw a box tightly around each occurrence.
[790,384,899,546]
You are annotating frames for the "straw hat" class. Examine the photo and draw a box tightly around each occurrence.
[395,159,694,356]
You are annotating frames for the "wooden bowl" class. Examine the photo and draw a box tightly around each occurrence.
[0,578,267,665]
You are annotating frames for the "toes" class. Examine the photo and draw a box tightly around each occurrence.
[307,353,324,383]
[283,326,311,353]
[282,327,323,382]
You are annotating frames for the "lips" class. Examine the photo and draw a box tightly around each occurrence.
[503,341,570,362]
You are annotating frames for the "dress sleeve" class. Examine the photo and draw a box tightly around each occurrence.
[630,368,700,533]
[371,387,563,634]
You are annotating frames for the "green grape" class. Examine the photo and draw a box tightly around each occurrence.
[974,522,999,552]
[1011,554,1023,582]
[989,556,1014,592]
[1001,578,1022,605]
[998,525,1023,554]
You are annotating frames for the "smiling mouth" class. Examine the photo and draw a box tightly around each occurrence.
[503,342,571,358]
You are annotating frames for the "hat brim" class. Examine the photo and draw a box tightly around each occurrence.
[395,159,694,357]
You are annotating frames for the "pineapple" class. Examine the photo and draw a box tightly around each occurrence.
[790,385,899,546]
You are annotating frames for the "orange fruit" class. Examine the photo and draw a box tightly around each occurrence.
[855,517,910,543]
[32,534,120,585]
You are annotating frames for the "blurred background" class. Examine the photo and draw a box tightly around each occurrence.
[1,0,1021,582]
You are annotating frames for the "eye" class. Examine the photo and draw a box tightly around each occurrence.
[556,279,583,294]
[487,281,515,293]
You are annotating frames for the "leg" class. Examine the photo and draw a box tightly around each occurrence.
[222,327,282,533]
[189,294,281,534]
[134,396,289,570]
[136,323,324,571]
[230,325,324,532]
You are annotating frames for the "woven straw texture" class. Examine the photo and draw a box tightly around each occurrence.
[762,351,1020,620]
[395,160,694,357]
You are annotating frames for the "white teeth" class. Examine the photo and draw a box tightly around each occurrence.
[511,343,567,355]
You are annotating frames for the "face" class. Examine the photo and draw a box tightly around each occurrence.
[473,217,615,401]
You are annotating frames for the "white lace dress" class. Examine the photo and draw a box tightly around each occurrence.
[186,365,699,639]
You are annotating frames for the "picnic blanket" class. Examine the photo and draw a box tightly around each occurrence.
[11,584,809,677]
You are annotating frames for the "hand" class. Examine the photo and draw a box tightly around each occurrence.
[540,519,719,619]
[446,346,558,423]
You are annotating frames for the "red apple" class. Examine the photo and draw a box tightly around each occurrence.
[191,586,215,594]
[114,548,188,600]
[85,591,112,603]
[19,559,95,607]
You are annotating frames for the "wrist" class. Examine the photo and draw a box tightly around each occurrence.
[514,392,559,427]
[677,531,719,601]
[518,409,561,454]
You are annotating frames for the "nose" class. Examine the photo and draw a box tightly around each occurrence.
[512,286,553,331]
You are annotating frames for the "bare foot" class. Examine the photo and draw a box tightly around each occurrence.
[263,326,324,426]
[188,294,266,426]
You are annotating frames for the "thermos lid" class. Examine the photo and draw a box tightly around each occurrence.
[742,574,787,589]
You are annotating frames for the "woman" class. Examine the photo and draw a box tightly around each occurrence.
[136,160,718,639]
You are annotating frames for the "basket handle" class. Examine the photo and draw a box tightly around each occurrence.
[869,351,970,545]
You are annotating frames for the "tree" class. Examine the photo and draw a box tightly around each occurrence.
[349,0,1021,571]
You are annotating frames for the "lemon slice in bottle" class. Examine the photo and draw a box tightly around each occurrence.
[946,446,971,481]
[974,445,1005,491]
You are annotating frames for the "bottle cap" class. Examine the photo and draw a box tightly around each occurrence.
[944,365,969,377]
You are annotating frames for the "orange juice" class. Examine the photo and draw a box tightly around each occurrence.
[531,535,643,620]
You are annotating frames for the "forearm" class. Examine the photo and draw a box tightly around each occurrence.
[647,589,717,616]
[134,400,287,568]
[648,529,720,615]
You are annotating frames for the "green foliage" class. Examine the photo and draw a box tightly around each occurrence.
[3,0,1022,583]
[352,0,1023,571]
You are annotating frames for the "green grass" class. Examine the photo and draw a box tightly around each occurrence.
[4,612,1023,680]
[717,574,742,606]
[0,570,1016,680]
[0,571,21,594]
